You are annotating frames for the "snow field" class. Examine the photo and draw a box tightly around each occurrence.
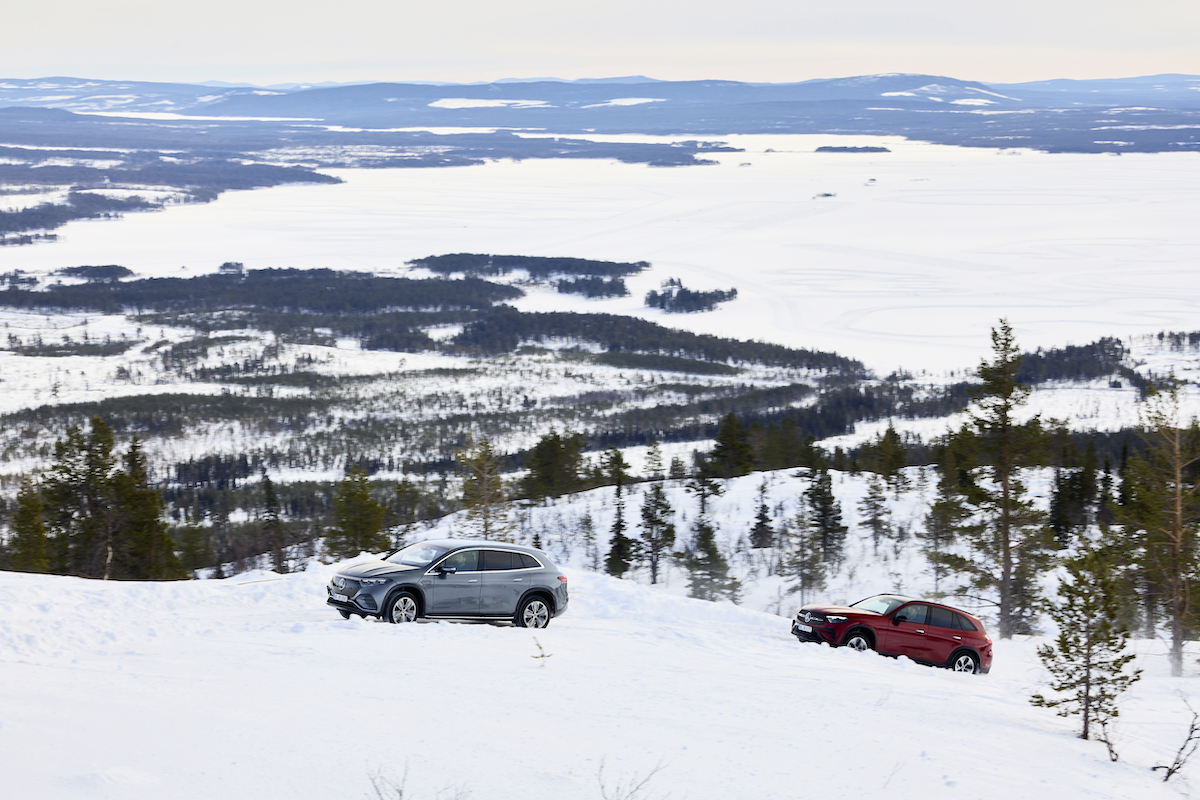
[4,135,1200,373]
[0,561,1190,800]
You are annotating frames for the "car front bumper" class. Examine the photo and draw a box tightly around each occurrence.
[791,619,839,644]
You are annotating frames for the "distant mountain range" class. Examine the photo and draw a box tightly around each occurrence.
[1,73,1198,153]
[4,72,1198,116]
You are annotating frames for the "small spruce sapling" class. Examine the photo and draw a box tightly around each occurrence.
[1031,543,1142,760]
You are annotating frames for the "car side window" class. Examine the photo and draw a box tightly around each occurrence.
[440,550,480,572]
[897,604,928,625]
[481,550,515,571]
[954,612,978,631]
[928,606,955,629]
[518,553,541,569]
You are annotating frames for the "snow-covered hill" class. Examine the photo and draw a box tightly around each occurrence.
[0,561,1192,799]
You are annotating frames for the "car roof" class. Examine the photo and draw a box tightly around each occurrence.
[419,538,545,556]
[898,596,981,620]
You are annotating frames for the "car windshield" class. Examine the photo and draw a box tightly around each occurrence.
[849,595,912,615]
[386,542,450,567]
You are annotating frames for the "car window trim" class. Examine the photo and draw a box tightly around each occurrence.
[478,548,545,573]
[426,548,483,573]
[426,547,544,574]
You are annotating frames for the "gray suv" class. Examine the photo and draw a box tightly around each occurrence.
[326,539,569,628]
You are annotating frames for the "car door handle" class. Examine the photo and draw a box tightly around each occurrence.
[468,579,478,583]
[953,635,962,641]
[915,629,925,634]
[512,578,524,582]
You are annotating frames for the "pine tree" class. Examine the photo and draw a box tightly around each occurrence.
[605,500,634,578]
[390,478,421,549]
[579,512,599,571]
[679,517,740,602]
[1115,380,1200,676]
[113,439,184,580]
[805,468,847,565]
[749,479,775,550]
[521,429,587,499]
[644,439,665,480]
[9,479,48,574]
[918,478,976,593]
[668,456,689,480]
[932,320,1052,639]
[1032,543,1142,756]
[261,473,287,573]
[876,423,909,495]
[326,466,389,559]
[857,476,893,554]
[638,483,676,584]
[603,447,632,497]
[708,412,753,478]
[781,508,826,605]
[685,474,724,516]
[458,437,514,542]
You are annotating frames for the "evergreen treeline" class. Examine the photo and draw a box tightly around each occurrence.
[645,279,738,313]
[0,192,159,235]
[452,308,865,371]
[410,253,649,279]
[58,265,134,281]
[557,277,629,297]
[0,268,522,315]
[6,417,183,579]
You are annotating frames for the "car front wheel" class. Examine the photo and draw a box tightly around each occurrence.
[516,596,551,629]
[951,652,979,674]
[844,631,874,652]
[388,592,419,624]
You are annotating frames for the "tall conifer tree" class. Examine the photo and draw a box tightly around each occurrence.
[9,480,49,574]
[932,320,1052,639]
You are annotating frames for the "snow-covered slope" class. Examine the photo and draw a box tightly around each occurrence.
[0,563,1191,800]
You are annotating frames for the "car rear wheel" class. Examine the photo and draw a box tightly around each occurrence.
[388,592,419,624]
[844,631,873,652]
[951,652,979,674]
[516,596,551,629]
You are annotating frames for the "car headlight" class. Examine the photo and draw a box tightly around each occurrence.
[359,577,390,585]
[825,615,848,624]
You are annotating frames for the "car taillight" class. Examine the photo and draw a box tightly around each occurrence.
[558,576,568,582]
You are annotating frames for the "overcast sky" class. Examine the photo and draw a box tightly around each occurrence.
[6,0,1197,85]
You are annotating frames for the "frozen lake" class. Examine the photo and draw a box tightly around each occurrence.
[3,134,1199,373]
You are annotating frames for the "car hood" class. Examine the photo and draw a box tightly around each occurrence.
[340,560,419,579]
[799,604,880,617]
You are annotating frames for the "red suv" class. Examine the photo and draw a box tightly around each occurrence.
[792,594,992,674]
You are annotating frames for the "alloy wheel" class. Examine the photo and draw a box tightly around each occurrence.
[522,599,550,629]
[390,595,418,623]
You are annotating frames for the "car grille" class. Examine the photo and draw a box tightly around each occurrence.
[797,611,826,625]
[330,576,361,595]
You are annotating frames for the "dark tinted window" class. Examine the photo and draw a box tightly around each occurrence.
[954,613,978,631]
[897,604,928,625]
[518,553,541,569]
[928,606,955,629]
[440,550,479,572]
[481,550,515,571]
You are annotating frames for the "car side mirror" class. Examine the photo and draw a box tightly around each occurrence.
[438,565,457,575]
[892,615,907,626]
